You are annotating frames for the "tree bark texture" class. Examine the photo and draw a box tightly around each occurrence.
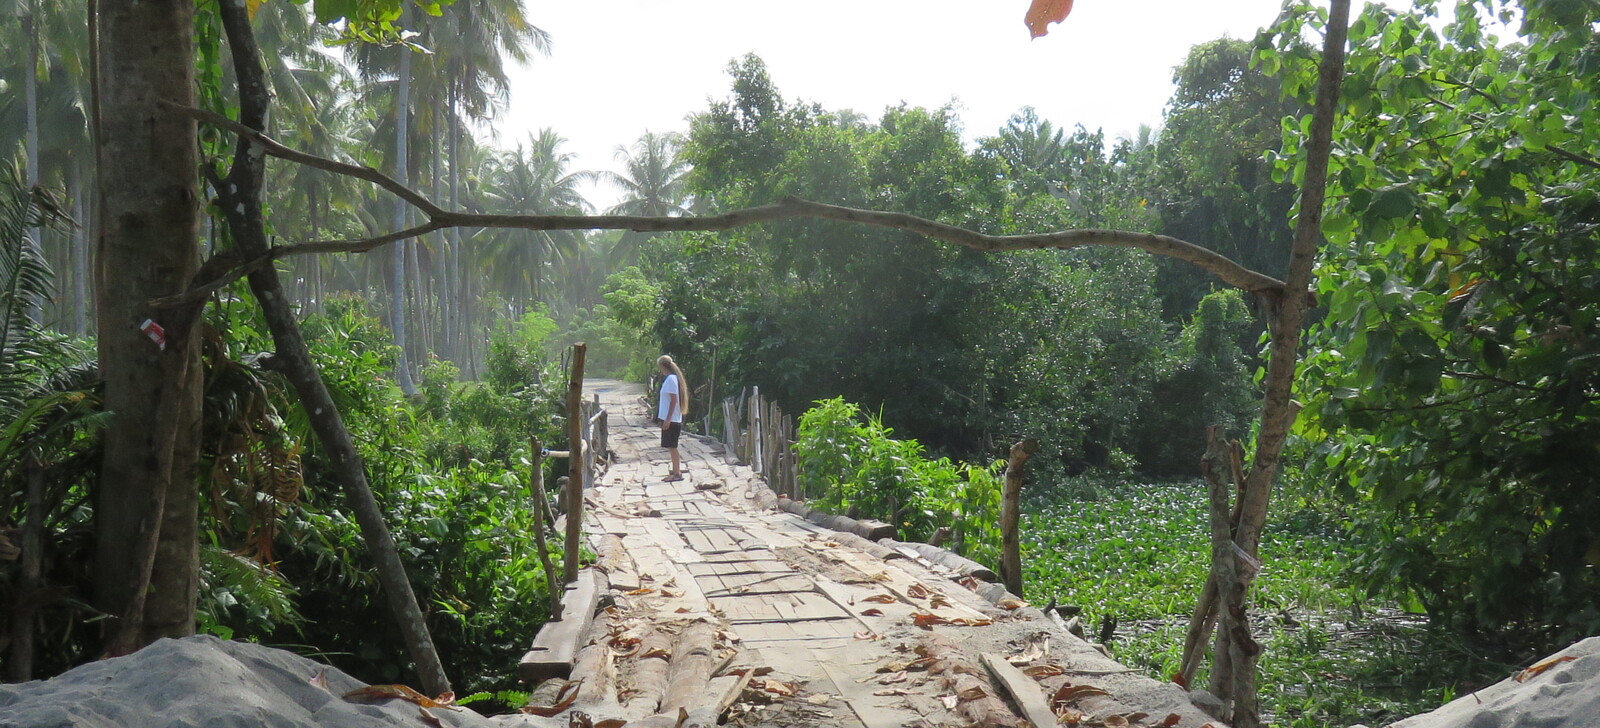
[94,0,203,654]
[999,438,1038,598]
[564,343,588,584]
[212,0,450,697]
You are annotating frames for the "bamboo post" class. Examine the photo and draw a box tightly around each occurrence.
[563,342,587,584]
[999,438,1039,597]
[750,388,764,475]
[529,438,561,618]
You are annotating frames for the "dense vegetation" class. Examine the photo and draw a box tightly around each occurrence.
[1,0,1596,723]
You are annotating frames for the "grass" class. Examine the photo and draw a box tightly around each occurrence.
[1018,480,1514,728]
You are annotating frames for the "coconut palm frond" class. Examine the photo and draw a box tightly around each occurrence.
[0,159,58,414]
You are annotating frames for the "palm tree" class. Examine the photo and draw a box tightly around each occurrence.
[480,130,593,315]
[599,131,690,269]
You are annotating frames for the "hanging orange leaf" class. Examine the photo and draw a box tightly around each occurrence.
[1024,0,1074,38]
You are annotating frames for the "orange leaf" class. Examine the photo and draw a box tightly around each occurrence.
[1051,682,1110,703]
[1022,664,1064,678]
[1514,655,1575,682]
[1024,0,1074,38]
[997,597,1028,610]
[1158,714,1182,727]
[343,684,461,710]
[419,707,444,728]
[860,608,886,617]
[864,594,898,604]
[907,583,933,599]
[1170,671,1190,690]
[911,612,949,629]
[595,720,629,728]
[519,679,581,716]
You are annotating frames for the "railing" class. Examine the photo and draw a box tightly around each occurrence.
[718,386,800,498]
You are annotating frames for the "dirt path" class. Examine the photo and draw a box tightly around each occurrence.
[514,379,1221,728]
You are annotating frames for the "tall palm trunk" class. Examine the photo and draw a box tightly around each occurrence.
[23,1,44,325]
[447,93,462,367]
[70,164,89,335]
[95,0,203,654]
[391,39,416,395]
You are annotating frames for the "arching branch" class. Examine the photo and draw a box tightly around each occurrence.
[157,102,1289,307]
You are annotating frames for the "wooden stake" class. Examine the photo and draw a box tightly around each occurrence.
[564,342,587,584]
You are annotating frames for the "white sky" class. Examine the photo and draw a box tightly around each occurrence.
[495,0,1296,210]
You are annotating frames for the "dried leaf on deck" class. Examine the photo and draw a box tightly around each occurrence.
[929,596,952,609]
[1007,641,1046,665]
[860,608,886,617]
[878,670,908,684]
[640,647,671,660]
[761,679,798,696]
[863,594,897,604]
[1050,683,1110,703]
[1023,664,1064,678]
[997,597,1029,610]
[723,666,773,678]
[806,694,832,705]
[911,613,949,629]
[854,630,884,640]
[674,607,690,613]
[947,617,994,627]
[873,688,913,696]
[520,680,582,716]
[906,583,933,599]
[957,686,988,701]
[1514,655,1575,682]
[625,588,654,596]
[659,589,682,598]
[594,720,629,728]
[307,669,330,692]
[1055,707,1083,724]
[1156,714,1181,727]
[1103,715,1129,728]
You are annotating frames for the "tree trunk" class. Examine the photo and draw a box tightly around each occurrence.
[71,165,90,336]
[211,0,451,696]
[998,438,1038,597]
[94,0,203,654]
[23,0,45,325]
[390,36,416,396]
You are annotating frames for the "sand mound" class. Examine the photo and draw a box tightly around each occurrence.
[0,635,510,728]
[1375,636,1600,728]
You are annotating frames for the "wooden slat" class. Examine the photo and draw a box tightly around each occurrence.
[517,570,600,682]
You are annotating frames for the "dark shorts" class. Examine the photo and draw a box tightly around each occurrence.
[661,422,683,449]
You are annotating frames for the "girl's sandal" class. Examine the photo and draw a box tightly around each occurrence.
[663,473,684,482]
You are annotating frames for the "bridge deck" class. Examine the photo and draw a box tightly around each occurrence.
[515,379,1220,728]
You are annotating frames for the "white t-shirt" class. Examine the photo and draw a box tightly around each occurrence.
[657,374,683,423]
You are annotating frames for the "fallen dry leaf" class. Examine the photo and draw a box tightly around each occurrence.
[1515,655,1576,682]
[723,666,773,678]
[863,594,898,604]
[940,694,959,710]
[948,617,994,627]
[1157,714,1181,728]
[929,595,952,609]
[659,589,683,598]
[907,583,933,599]
[1103,715,1128,728]
[997,597,1029,610]
[343,684,461,710]
[1023,664,1065,678]
[518,679,581,717]
[624,588,654,596]
[872,688,913,696]
[761,679,798,697]
[1051,683,1111,704]
[854,630,884,641]
[878,671,908,685]
[595,720,628,728]
[911,613,949,629]
[860,608,886,617]
[806,694,831,705]
[308,669,330,692]
[957,686,988,701]
[1055,707,1084,725]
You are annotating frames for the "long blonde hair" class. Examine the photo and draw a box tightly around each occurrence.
[658,355,688,415]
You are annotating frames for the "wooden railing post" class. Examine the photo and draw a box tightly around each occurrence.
[563,343,587,584]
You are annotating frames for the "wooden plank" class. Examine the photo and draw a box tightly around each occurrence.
[517,570,600,682]
[982,653,1057,728]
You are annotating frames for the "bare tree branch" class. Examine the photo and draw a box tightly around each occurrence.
[157,102,1290,307]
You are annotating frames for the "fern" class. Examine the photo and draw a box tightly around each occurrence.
[197,544,305,634]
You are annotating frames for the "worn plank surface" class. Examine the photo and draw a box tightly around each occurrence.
[509,379,1222,728]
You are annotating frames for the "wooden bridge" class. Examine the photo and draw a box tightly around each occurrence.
[515,379,1220,728]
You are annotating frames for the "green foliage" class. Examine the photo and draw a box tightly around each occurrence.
[1132,289,1260,473]
[795,397,1005,565]
[1020,479,1508,728]
[1273,1,1600,646]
